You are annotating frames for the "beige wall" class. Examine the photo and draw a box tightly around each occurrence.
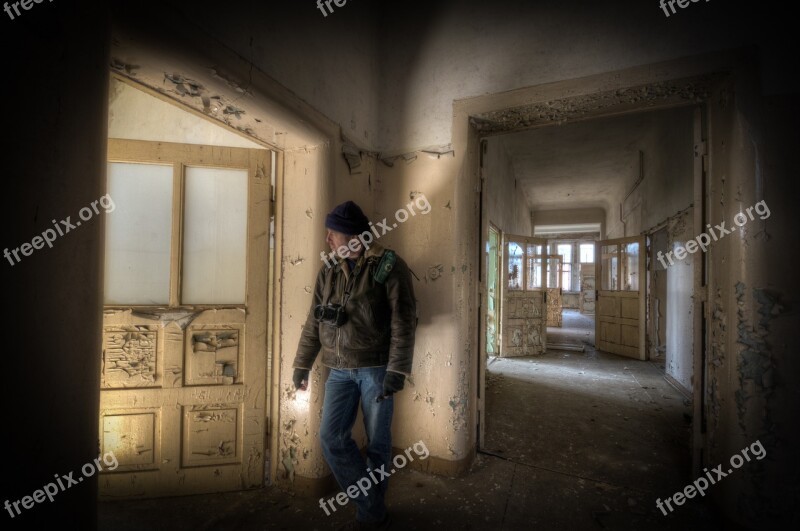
[532,208,606,238]
[484,138,532,236]
[605,107,695,238]
[108,78,263,148]
[377,0,784,152]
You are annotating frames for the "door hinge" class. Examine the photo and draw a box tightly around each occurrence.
[694,141,707,157]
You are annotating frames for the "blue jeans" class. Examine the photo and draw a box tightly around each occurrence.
[320,366,393,523]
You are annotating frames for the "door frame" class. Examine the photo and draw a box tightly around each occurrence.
[467,57,734,464]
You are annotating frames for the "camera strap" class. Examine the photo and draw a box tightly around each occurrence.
[340,258,364,308]
[321,256,363,307]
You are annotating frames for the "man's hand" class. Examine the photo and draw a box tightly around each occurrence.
[293,368,309,391]
[377,371,405,401]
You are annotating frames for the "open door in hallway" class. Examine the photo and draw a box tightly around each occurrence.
[501,234,547,356]
[545,254,563,327]
[99,139,271,498]
[595,236,646,360]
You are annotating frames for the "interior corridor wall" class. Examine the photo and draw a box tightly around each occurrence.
[665,210,695,391]
[3,2,110,527]
[484,138,533,236]
[705,69,800,529]
[605,107,694,238]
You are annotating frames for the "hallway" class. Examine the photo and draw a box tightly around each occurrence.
[481,309,720,529]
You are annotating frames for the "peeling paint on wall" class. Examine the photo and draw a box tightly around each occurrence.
[735,283,781,436]
[471,75,721,135]
[448,360,469,442]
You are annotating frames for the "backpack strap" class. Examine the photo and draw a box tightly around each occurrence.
[373,250,396,284]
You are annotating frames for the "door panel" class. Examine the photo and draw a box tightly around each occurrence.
[100,139,271,498]
[595,236,646,359]
[501,235,547,357]
[545,254,563,328]
[620,298,639,319]
[599,321,619,343]
[580,263,596,314]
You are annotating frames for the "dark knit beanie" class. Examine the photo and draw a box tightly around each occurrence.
[325,201,371,235]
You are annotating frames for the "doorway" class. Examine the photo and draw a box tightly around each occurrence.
[477,83,712,520]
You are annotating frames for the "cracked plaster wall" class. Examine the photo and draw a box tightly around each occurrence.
[108,78,263,148]
[704,71,800,527]
[129,0,381,151]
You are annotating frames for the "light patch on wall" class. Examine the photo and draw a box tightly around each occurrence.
[108,77,263,149]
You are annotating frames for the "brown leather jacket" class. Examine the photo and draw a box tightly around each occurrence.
[293,243,417,375]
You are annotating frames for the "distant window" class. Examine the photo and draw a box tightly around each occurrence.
[580,243,595,263]
[557,244,572,291]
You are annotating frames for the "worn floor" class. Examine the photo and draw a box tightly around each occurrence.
[98,310,722,530]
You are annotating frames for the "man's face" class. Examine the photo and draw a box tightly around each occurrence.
[326,229,363,258]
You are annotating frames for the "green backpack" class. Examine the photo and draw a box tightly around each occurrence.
[373,250,397,284]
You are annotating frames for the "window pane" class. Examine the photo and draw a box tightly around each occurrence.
[527,255,543,289]
[557,244,572,264]
[527,243,543,257]
[600,244,618,290]
[621,242,640,291]
[561,263,572,291]
[508,242,523,290]
[546,257,560,288]
[104,162,173,305]
[580,243,595,263]
[182,167,248,304]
